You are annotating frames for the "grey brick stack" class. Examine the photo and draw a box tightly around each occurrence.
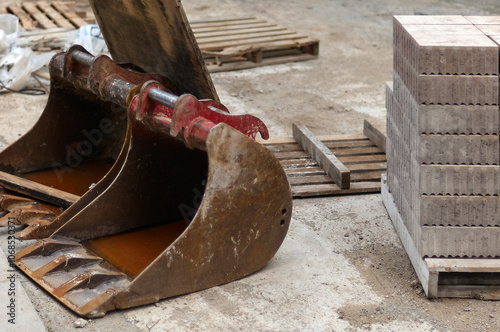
[386,15,500,257]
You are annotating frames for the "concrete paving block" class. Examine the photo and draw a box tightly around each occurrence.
[488,34,500,46]
[420,164,500,195]
[414,35,498,75]
[394,15,473,26]
[394,21,498,75]
[417,74,498,105]
[392,73,420,127]
[418,104,499,135]
[394,48,419,99]
[419,134,499,165]
[387,115,414,171]
[392,71,418,123]
[386,138,395,187]
[394,60,500,107]
[421,194,500,227]
[391,75,499,134]
[386,120,421,217]
[465,16,500,25]
[474,24,500,36]
[422,225,500,257]
[385,81,393,111]
[387,171,423,251]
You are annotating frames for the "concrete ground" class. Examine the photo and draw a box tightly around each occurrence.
[1,0,500,331]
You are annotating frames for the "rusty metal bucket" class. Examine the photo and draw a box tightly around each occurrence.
[13,48,292,317]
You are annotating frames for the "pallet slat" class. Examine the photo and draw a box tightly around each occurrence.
[341,154,386,164]
[189,17,260,26]
[280,154,386,167]
[7,4,35,30]
[267,138,376,152]
[36,1,75,29]
[265,121,387,198]
[51,1,87,28]
[274,146,383,160]
[199,33,310,51]
[193,22,278,34]
[208,53,318,73]
[197,30,300,46]
[293,124,350,189]
[285,166,325,176]
[194,26,287,39]
[263,135,367,145]
[292,182,382,198]
[288,171,383,186]
[348,162,387,172]
[23,2,57,29]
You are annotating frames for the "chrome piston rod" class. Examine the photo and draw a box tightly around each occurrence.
[72,50,179,109]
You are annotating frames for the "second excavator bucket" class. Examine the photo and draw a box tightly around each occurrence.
[13,47,292,317]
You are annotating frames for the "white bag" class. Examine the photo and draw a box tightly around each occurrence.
[0,14,19,54]
[72,25,108,55]
[0,48,56,91]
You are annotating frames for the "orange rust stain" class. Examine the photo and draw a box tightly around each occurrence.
[84,221,187,278]
[19,161,113,196]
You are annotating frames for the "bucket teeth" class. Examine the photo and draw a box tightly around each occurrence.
[73,287,121,318]
[32,250,103,278]
[16,239,130,318]
[0,194,39,210]
[0,209,21,226]
[15,238,82,259]
[0,208,55,227]
[53,270,127,297]
[17,219,59,241]
[0,188,61,237]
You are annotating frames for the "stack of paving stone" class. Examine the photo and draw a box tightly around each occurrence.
[386,15,500,257]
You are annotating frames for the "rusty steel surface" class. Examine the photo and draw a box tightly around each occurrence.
[16,123,291,317]
[88,0,218,101]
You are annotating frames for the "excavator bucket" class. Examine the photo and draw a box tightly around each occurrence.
[0,0,219,239]
[13,48,292,317]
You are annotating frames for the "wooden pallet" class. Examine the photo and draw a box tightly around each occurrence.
[382,174,500,300]
[263,121,386,198]
[190,17,319,72]
[1,1,89,30]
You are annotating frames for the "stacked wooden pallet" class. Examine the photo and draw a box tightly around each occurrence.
[384,15,500,299]
[190,17,319,72]
[3,9,318,71]
[263,121,386,198]
[0,1,88,30]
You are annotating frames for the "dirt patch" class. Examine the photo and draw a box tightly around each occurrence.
[342,242,500,332]
[338,303,407,329]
